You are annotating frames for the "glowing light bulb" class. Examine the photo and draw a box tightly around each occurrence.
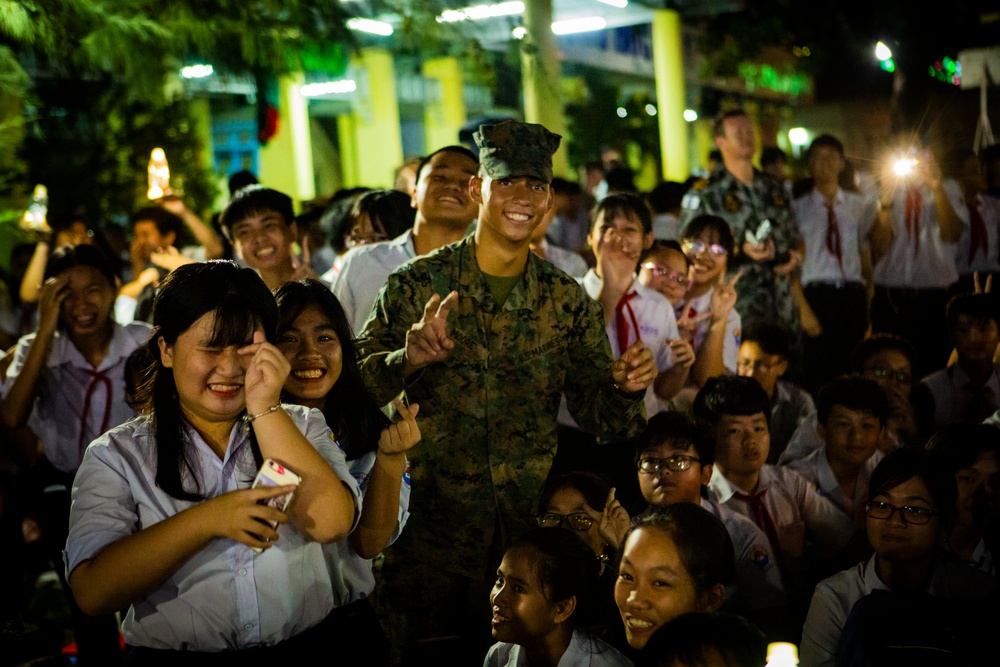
[148,148,171,200]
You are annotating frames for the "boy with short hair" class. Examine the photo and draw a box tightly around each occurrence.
[737,320,815,462]
[787,376,888,527]
[694,375,860,600]
[635,411,786,615]
[219,185,311,290]
[921,292,1000,428]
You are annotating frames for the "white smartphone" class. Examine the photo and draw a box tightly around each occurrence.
[249,459,301,551]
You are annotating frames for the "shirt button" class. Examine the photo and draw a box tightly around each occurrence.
[238,568,247,576]
[223,466,232,476]
[244,623,253,631]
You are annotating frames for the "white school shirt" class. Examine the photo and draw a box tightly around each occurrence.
[325,450,411,606]
[675,289,741,373]
[776,415,822,465]
[700,497,787,612]
[558,271,677,425]
[652,212,681,241]
[792,188,876,285]
[330,230,417,335]
[788,447,884,528]
[872,179,969,288]
[65,406,362,651]
[954,193,1000,276]
[3,321,151,473]
[536,239,589,278]
[800,555,998,667]
[484,629,633,667]
[920,363,1000,429]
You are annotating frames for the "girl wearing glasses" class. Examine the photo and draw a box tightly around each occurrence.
[800,448,996,667]
[673,215,743,388]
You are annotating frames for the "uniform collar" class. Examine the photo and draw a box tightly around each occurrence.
[47,321,126,371]
[457,236,541,313]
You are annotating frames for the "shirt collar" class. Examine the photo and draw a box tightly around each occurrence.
[581,269,638,301]
[457,236,541,313]
[47,321,128,371]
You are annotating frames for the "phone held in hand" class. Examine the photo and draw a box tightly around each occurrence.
[250,459,301,552]
[744,219,772,246]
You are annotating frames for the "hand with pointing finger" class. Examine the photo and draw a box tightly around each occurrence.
[404,291,458,376]
[584,487,631,551]
[612,340,657,393]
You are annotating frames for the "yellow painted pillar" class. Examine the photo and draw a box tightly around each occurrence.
[423,57,467,152]
[259,73,315,207]
[693,119,714,174]
[651,9,688,181]
[338,49,403,188]
[521,0,570,177]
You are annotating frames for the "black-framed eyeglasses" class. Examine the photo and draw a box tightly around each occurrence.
[537,513,594,531]
[864,500,940,525]
[864,367,912,385]
[681,239,728,259]
[637,455,700,474]
[640,262,691,286]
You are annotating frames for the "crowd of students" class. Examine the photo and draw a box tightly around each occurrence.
[1,114,999,667]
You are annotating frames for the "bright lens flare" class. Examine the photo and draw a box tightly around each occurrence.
[893,157,918,177]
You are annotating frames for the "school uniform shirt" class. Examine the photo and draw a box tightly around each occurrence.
[963,539,995,575]
[700,498,787,612]
[707,465,857,594]
[955,193,1000,277]
[788,447,884,528]
[872,179,969,288]
[775,415,822,465]
[800,554,998,667]
[769,380,816,463]
[535,239,588,278]
[559,271,677,424]
[920,363,1000,429]
[65,406,362,651]
[331,230,417,335]
[325,451,411,607]
[675,289,742,373]
[652,212,681,241]
[793,188,875,286]
[484,629,633,667]
[3,321,151,473]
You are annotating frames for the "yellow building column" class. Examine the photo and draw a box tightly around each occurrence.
[651,9,688,181]
[423,57,467,153]
[338,48,403,188]
[521,0,570,177]
[259,73,315,207]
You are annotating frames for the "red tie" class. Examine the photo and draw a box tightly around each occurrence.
[824,199,844,277]
[968,200,989,264]
[614,291,640,357]
[733,488,786,574]
[79,369,113,455]
[904,186,922,255]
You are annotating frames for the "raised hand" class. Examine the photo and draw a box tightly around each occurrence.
[403,291,457,375]
[289,237,317,282]
[585,487,631,551]
[377,398,422,457]
[203,485,295,549]
[238,331,290,415]
[974,271,993,294]
[150,246,195,272]
[38,274,69,335]
[773,249,802,276]
[612,340,657,393]
[742,237,775,263]
[667,338,695,370]
[676,308,711,343]
[710,269,742,321]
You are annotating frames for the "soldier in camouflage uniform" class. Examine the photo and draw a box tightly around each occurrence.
[679,109,804,335]
[356,120,656,663]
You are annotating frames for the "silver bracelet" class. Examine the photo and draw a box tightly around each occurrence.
[246,403,282,422]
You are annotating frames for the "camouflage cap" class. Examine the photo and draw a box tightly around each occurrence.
[473,120,562,182]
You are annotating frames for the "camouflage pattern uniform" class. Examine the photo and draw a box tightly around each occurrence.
[679,169,803,332]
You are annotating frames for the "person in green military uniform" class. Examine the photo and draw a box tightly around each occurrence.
[679,109,814,339]
[356,120,656,664]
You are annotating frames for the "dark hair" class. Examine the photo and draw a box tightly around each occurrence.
[707,149,722,163]
[414,145,478,183]
[946,292,1000,330]
[551,177,582,197]
[868,448,957,518]
[507,528,604,630]
[712,109,750,138]
[647,181,686,215]
[623,505,736,593]
[640,240,689,269]
[394,155,423,191]
[693,376,771,426]
[639,613,767,667]
[591,192,653,235]
[228,170,259,198]
[44,243,117,289]
[220,185,294,234]
[537,471,611,517]
[925,424,1000,473]
[605,166,638,194]
[349,189,417,241]
[807,134,845,161]
[851,333,917,374]
[741,320,792,359]
[140,261,278,501]
[760,146,787,168]
[321,188,372,255]
[129,206,184,242]
[816,375,890,426]
[637,412,716,466]
[681,214,735,257]
[273,279,389,460]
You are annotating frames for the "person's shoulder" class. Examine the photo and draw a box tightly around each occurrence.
[121,320,153,341]
[89,414,155,458]
[571,630,633,666]
[920,367,949,387]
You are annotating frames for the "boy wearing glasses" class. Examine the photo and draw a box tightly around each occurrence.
[672,214,743,388]
[634,412,787,618]
[695,376,861,604]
